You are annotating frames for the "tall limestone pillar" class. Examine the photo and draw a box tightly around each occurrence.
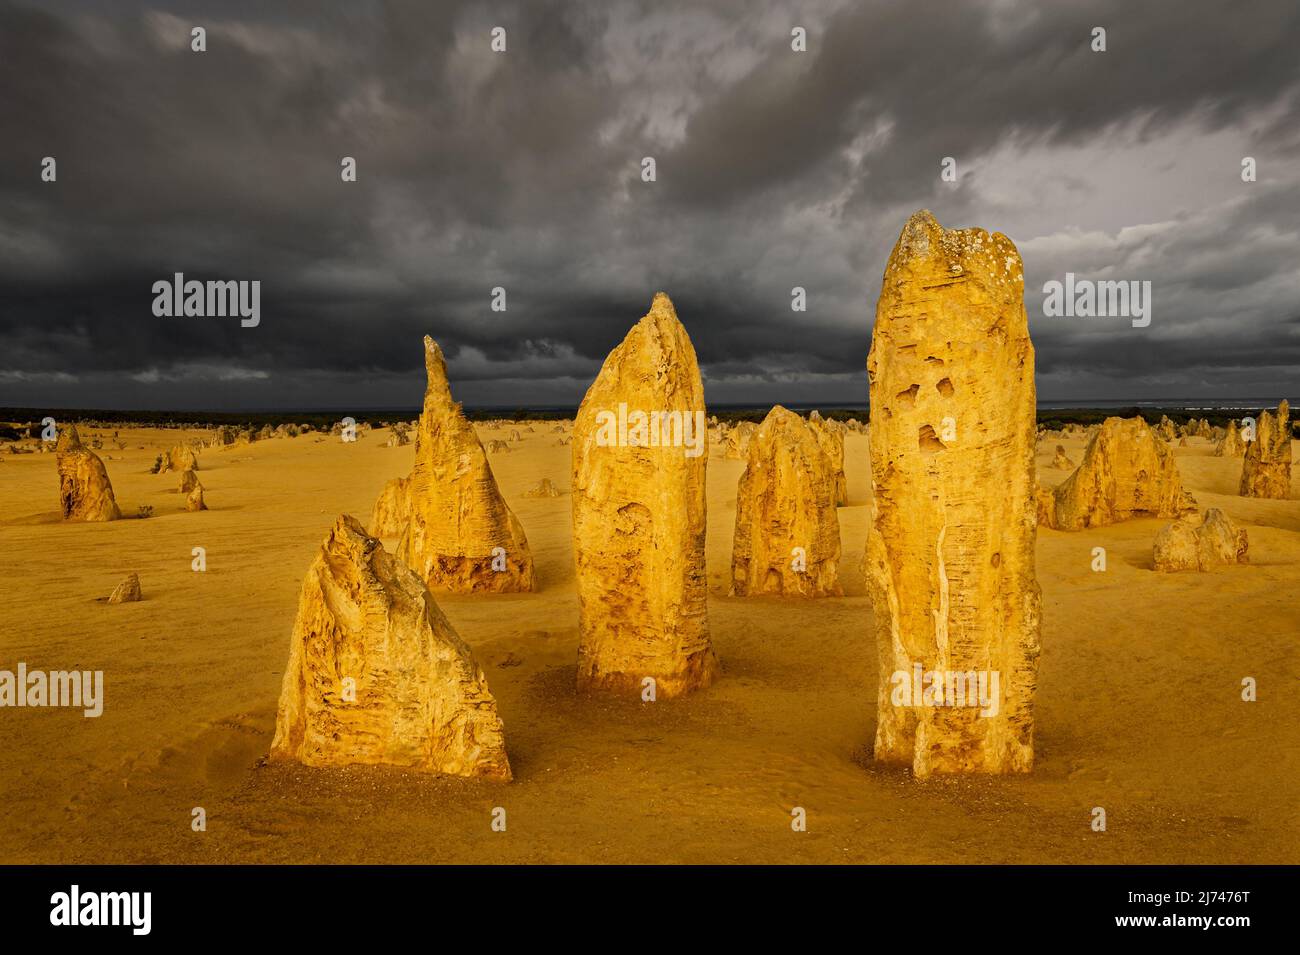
[397,337,535,593]
[572,293,717,697]
[865,211,1041,776]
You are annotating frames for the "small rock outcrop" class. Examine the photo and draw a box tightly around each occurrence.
[396,338,536,593]
[270,515,511,779]
[160,444,199,473]
[107,573,142,604]
[573,293,717,697]
[1239,401,1292,499]
[1050,444,1074,470]
[185,484,208,512]
[1153,508,1249,572]
[1042,417,1196,530]
[730,406,841,597]
[56,425,122,522]
[721,422,755,460]
[522,478,562,498]
[1214,419,1245,457]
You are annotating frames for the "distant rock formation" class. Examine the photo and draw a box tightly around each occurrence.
[178,468,200,494]
[397,338,536,593]
[730,405,841,597]
[271,515,511,778]
[1239,401,1292,499]
[723,421,756,460]
[1041,417,1196,530]
[808,411,848,505]
[486,439,510,453]
[56,425,122,522]
[368,476,411,537]
[185,484,208,512]
[1157,415,1177,442]
[107,573,142,604]
[573,293,717,697]
[865,210,1040,777]
[1214,419,1245,457]
[522,478,562,498]
[1051,444,1074,470]
[1153,508,1248,572]
[160,444,199,473]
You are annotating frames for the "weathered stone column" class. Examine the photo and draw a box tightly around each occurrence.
[56,424,121,522]
[397,337,535,593]
[572,293,717,697]
[865,211,1041,776]
[731,405,842,597]
[1239,401,1291,498]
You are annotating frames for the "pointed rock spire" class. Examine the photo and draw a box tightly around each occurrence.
[396,337,536,593]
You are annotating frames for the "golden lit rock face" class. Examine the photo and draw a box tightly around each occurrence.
[107,573,141,604]
[572,293,717,697]
[808,411,848,505]
[397,338,536,593]
[55,425,121,522]
[723,421,756,460]
[523,478,561,498]
[271,515,511,779]
[731,405,842,598]
[865,210,1040,777]
[368,476,411,538]
[1154,508,1248,572]
[185,484,207,512]
[1240,401,1291,499]
[1214,419,1245,457]
[1044,417,1197,530]
[160,444,198,473]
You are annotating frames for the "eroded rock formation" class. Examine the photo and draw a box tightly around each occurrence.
[270,515,511,779]
[730,405,841,597]
[1051,445,1074,470]
[1239,401,1292,499]
[185,484,208,512]
[396,338,536,593]
[865,210,1040,777]
[523,478,561,498]
[808,411,848,505]
[1153,508,1248,572]
[160,444,199,473]
[56,425,122,522]
[107,573,141,604]
[368,476,411,538]
[723,421,756,460]
[1041,417,1196,530]
[1214,420,1245,457]
[573,292,717,697]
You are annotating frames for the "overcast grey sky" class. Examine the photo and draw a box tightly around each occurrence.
[1,0,1297,410]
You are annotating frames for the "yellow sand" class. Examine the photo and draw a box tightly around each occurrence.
[0,425,1295,863]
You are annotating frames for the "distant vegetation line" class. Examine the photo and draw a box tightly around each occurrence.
[1,404,1292,434]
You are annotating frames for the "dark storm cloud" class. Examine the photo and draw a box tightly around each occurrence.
[0,0,1297,410]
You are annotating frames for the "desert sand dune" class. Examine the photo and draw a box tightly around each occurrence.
[0,421,1296,863]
